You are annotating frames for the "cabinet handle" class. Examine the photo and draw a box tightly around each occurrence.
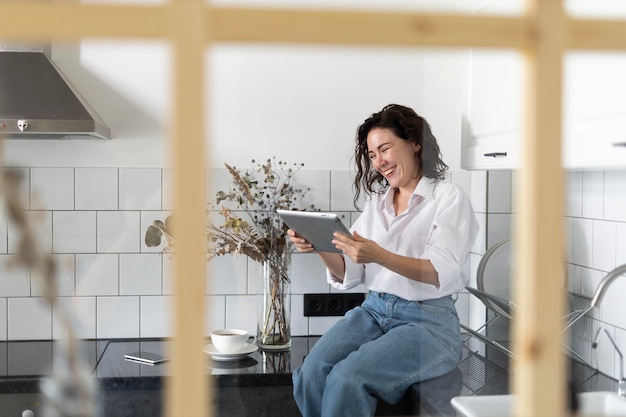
[484,152,508,158]
[613,142,626,147]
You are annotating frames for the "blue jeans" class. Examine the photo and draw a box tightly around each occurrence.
[292,291,462,417]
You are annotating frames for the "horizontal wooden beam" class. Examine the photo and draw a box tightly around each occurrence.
[568,19,626,50]
[0,2,167,39]
[2,3,626,52]
[210,8,531,48]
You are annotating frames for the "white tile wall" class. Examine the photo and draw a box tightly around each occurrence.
[0,255,31,297]
[96,296,139,339]
[119,168,162,210]
[0,211,7,254]
[604,171,626,222]
[76,254,119,296]
[295,170,331,211]
[461,168,626,382]
[53,296,96,340]
[163,254,174,295]
[31,168,74,210]
[32,254,75,297]
[330,170,361,211]
[53,211,97,253]
[565,171,583,218]
[592,220,616,271]
[205,295,226,335]
[140,296,172,338]
[5,167,30,214]
[120,254,162,295]
[487,170,511,213]
[487,213,512,248]
[225,295,257,333]
[291,254,332,294]
[97,211,141,253]
[0,166,392,340]
[207,255,248,295]
[292,295,308,336]
[245,257,264,296]
[8,298,51,340]
[571,217,593,268]
[161,168,175,211]
[75,168,119,210]
[470,170,488,214]
[582,171,604,219]
[616,222,626,267]
[8,211,52,254]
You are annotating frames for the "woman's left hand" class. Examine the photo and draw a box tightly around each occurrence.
[332,231,381,264]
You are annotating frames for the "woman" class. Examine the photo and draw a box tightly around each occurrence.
[289,104,478,417]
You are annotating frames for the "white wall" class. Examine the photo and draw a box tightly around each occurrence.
[5,41,464,171]
[0,34,469,344]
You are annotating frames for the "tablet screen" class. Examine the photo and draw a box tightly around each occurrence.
[277,210,352,253]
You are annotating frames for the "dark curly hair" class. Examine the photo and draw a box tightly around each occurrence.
[353,104,448,207]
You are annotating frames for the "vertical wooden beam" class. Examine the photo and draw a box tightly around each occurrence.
[514,1,566,416]
[166,1,210,417]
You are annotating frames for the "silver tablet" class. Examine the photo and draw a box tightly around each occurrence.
[276,209,352,253]
[124,351,169,365]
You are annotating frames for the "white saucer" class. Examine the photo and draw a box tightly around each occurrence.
[204,342,258,361]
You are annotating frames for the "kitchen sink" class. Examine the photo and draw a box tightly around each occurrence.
[452,391,626,417]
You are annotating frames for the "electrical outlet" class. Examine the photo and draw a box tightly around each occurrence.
[303,293,365,317]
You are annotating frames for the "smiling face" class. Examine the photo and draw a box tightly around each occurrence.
[367,127,421,193]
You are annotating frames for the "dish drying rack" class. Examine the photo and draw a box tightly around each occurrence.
[461,239,625,364]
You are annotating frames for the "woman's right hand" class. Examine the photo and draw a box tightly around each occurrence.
[288,229,315,253]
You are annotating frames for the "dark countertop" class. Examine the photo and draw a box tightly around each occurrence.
[0,337,313,417]
[0,336,316,390]
[0,336,619,416]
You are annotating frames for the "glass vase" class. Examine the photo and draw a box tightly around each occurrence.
[257,255,291,351]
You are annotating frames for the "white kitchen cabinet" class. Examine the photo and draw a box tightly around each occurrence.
[562,52,626,169]
[561,1,626,169]
[460,0,524,170]
[461,0,626,170]
[460,48,523,170]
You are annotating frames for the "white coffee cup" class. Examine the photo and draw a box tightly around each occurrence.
[210,329,252,353]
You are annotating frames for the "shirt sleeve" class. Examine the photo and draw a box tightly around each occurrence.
[326,255,365,289]
[325,200,371,290]
[423,186,479,294]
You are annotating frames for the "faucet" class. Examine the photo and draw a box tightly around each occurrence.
[592,327,626,397]
[591,264,626,308]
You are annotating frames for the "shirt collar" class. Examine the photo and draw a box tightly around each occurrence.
[413,176,436,201]
[380,177,436,213]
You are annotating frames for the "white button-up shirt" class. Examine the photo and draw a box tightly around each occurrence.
[327,177,479,301]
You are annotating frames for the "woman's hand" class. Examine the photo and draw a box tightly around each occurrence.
[287,229,315,253]
[332,231,382,264]
[334,231,440,287]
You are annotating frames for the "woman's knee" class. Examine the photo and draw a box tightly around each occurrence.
[325,361,366,394]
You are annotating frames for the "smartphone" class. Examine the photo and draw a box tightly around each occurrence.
[124,351,169,365]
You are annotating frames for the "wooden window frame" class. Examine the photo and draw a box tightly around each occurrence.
[2,2,625,416]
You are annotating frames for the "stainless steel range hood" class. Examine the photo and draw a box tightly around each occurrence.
[0,45,111,140]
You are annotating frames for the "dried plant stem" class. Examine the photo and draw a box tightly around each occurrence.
[259,258,290,349]
[0,158,99,417]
